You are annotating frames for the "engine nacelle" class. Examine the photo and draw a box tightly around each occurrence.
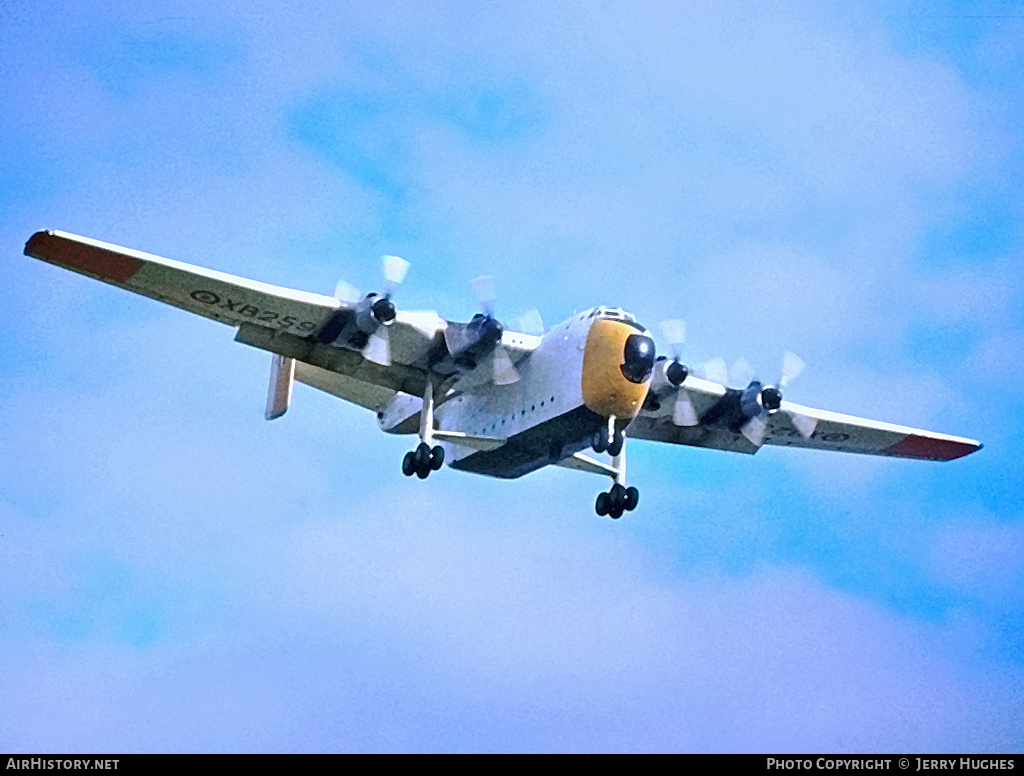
[355,293,396,335]
[377,393,422,434]
[739,381,765,420]
[449,313,504,370]
[739,382,784,419]
[648,358,689,395]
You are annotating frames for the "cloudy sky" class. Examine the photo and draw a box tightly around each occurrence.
[1,0,1021,753]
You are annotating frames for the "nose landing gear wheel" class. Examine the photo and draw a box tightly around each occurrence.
[402,451,416,477]
[607,433,624,457]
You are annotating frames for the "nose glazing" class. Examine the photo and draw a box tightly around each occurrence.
[621,334,656,383]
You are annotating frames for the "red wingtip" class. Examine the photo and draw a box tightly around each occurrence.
[885,434,982,461]
[25,231,143,283]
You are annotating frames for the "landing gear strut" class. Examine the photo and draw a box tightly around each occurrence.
[401,380,445,480]
[593,425,638,518]
[592,414,624,456]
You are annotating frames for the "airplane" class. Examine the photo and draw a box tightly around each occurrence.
[23,230,983,520]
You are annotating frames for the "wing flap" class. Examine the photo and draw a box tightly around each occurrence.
[294,361,396,412]
[25,230,340,334]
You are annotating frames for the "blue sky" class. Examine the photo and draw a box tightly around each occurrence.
[1,0,1022,753]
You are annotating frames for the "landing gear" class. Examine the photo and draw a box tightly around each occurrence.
[402,442,445,478]
[591,425,639,518]
[401,380,445,480]
[595,483,639,519]
[592,415,624,456]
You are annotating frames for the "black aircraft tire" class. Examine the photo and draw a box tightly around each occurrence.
[624,486,639,511]
[430,445,445,470]
[610,483,626,511]
[609,503,623,519]
[415,442,431,469]
[592,430,607,454]
[402,452,416,477]
[416,463,430,479]
[607,434,624,457]
[595,492,610,516]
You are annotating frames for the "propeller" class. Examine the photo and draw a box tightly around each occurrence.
[658,319,698,426]
[699,356,756,387]
[444,275,521,385]
[775,351,817,440]
[470,275,496,318]
[511,307,546,337]
[332,254,410,366]
[729,357,756,388]
[738,350,816,446]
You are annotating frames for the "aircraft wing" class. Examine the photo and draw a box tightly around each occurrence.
[24,230,450,396]
[25,230,341,334]
[760,401,982,460]
[628,377,981,461]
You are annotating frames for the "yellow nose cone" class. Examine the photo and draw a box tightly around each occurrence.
[581,318,650,419]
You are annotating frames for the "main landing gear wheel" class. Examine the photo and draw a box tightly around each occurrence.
[595,484,640,519]
[402,443,445,479]
[402,451,416,476]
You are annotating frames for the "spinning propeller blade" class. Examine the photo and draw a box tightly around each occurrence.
[741,414,767,446]
[381,254,410,297]
[492,347,520,385]
[703,358,728,385]
[470,275,496,318]
[779,351,805,388]
[333,280,361,305]
[660,319,685,360]
[512,307,545,336]
[729,357,756,387]
[790,412,818,439]
[363,327,391,366]
[673,391,699,426]
[657,318,697,426]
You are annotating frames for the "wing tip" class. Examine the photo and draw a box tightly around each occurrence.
[24,230,54,257]
[885,434,983,461]
[24,230,143,283]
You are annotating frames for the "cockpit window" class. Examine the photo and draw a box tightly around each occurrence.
[590,306,646,331]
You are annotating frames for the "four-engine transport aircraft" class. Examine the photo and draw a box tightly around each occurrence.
[24,231,983,519]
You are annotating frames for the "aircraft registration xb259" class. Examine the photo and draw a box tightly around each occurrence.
[25,231,983,519]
